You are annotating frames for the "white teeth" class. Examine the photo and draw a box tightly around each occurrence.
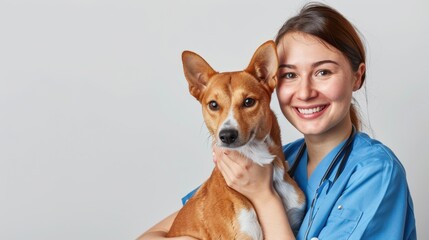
[298,106,324,115]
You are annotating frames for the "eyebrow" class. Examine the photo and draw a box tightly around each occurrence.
[278,60,339,69]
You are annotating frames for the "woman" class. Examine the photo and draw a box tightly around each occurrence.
[139,3,416,240]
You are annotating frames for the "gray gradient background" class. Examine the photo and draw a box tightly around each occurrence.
[0,0,427,239]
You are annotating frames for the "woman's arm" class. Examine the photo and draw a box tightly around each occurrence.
[214,147,296,240]
[250,187,296,240]
[136,211,196,240]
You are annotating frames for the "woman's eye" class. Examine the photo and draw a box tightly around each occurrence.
[243,98,256,108]
[208,100,219,111]
[316,69,331,77]
[281,72,296,79]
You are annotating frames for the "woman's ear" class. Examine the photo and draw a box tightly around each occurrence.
[353,63,366,91]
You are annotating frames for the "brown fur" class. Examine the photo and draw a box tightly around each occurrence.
[167,41,305,239]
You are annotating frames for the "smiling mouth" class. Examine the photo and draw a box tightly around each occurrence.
[296,105,328,115]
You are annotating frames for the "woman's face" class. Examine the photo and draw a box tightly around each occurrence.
[276,32,364,137]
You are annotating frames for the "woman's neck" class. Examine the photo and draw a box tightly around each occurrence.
[304,120,353,177]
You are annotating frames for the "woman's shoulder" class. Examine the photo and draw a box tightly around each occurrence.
[354,132,400,163]
[351,132,407,178]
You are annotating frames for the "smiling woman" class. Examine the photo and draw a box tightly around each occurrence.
[270,3,415,239]
[276,32,364,137]
[275,3,366,134]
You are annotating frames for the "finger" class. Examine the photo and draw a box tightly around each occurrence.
[223,150,251,169]
[212,151,216,164]
[212,145,222,162]
[214,147,249,182]
[213,146,242,170]
[216,153,235,185]
[212,145,226,164]
[220,150,244,173]
[216,148,246,180]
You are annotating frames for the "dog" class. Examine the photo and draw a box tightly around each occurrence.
[167,41,306,239]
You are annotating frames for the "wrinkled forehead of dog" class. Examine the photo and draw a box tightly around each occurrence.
[202,71,272,101]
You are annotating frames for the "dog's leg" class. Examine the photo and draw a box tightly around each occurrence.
[273,166,306,233]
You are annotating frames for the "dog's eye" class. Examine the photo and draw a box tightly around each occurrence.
[208,100,219,111]
[243,98,255,108]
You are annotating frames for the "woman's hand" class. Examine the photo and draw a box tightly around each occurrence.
[213,145,275,203]
[213,146,296,239]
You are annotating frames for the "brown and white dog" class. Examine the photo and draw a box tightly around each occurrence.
[167,41,305,239]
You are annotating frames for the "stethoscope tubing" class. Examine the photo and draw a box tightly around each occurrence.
[288,126,357,239]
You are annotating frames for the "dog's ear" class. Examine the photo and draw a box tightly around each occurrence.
[245,40,279,93]
[182,51,217,101]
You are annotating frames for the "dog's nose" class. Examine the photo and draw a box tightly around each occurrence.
[219,129,238,144]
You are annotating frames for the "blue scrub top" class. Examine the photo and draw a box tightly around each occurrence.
[285,132,416,240]
[181,132,417,239]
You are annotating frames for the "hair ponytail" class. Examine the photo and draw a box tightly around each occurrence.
[350,104,360,131]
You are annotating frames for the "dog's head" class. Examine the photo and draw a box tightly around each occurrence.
[182,41,278,148]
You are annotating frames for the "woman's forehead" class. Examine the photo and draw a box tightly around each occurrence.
[276,32,345,64]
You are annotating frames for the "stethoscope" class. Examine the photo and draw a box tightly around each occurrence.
[288,126,357,239]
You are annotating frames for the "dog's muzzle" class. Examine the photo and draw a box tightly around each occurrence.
[219,128,239,145]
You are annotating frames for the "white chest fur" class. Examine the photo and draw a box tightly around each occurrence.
[238,208,263,240]
[237,136,275,166]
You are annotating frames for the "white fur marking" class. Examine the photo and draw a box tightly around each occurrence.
[273,166,300,209]
[238,135,275,166]
[221,108,238,129]
[238,208,262,240]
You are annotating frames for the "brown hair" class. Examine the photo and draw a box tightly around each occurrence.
[275,2,366,131]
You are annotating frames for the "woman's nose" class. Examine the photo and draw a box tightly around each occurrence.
[296,78,317,100]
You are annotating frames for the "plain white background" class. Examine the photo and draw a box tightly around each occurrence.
[0,0,427,239]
